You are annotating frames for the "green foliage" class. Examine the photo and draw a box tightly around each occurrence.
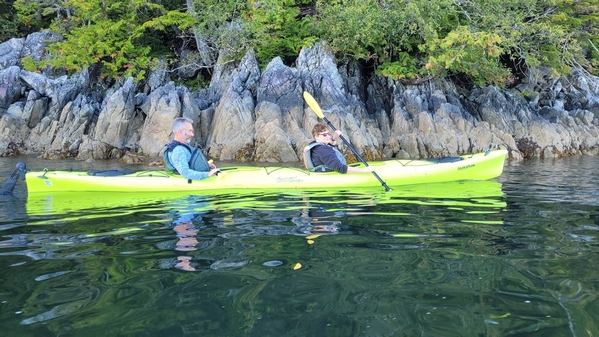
[518,90,539,98]
[376,52,425,80]
[316,0,457,61]
[186,0,249,63]
[181,75,211,91]
[245,0,314,65]
[550,0,599,74]
[15,0,190,81]
[422,26,510,85]
[142,10,196,31]
[42,17,152,80]
[8,0,599,84]
[315,0,390,61]
[0,1,23,41]
[13,0,56,32]
[21,55,37,71]
[316,0,591,85]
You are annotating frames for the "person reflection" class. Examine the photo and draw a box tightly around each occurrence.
[295,196,341,239]
[167,197,210,272]
[173,220,199,271]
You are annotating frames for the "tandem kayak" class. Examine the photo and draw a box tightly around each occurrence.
[24,149,508,193]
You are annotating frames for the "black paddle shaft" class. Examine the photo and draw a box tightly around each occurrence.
[323,117,392,192]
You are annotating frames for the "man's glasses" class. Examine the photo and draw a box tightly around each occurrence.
[318,132,331,137]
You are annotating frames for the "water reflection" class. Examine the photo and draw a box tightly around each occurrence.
[5,160,599,336]
[2,180,508,272]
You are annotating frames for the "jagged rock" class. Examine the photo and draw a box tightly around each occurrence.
[119,152,145,164]
[180,87,204,146]
[138,81,181,156]
[0,32,60,76]
[297,44,384,161]
[46,94,98,155]
[143,58,170,94]
[0,114,28,156]
[23,90,48,128]
[17,91,94,158]
[2,34,599,161]
[20,68,90,118]
[208,76,256,161]
[298,43,347,108]
[0,66,22,112]
[23,32,62,62]
[208,49,258,103]
[0,38,24,70]
[94,77,137,149]
[208,50,261,161]
[254,101,299,162]
[255,57,303,162]
[75,135,114,161]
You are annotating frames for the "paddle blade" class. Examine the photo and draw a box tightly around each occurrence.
[303,91,324,119]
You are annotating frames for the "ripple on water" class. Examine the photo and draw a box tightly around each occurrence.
[262,260,284,267]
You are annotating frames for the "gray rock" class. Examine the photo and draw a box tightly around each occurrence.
[0,38,24,70]
[3,32,599,161]
[139,82,181,156]
[94,77,137,149]
[208,51,261,161]
[23,32,62,62]
[0,66,23,112]
[23,90,48,128]
[0,114,29,156]
[254,101,299,162]
[47,94,98,155]
[144,58,170,93]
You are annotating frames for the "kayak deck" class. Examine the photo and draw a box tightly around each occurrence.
[25,149,508,193]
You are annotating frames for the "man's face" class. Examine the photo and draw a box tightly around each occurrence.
[179,122,194,144]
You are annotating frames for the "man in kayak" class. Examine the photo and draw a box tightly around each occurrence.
[163,117,220,180]
[303,123,374,174]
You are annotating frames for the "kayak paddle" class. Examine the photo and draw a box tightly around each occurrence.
[303,91,392,192]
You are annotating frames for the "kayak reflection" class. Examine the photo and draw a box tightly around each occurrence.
[6,180,506,272]
[25,179,505,219]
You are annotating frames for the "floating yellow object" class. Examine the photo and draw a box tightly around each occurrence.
[306,234,321,240]
[307,240,315,245]
[293,263,302,270]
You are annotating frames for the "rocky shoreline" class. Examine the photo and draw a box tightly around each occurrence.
[1,32,599,164]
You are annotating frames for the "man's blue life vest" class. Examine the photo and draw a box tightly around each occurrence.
[303,142,346,172]
[163,141,211,174]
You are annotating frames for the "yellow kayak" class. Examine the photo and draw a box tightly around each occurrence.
[25,149,507,193]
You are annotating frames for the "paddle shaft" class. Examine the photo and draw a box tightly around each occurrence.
[0,162,27,195]
[322,117,392,192]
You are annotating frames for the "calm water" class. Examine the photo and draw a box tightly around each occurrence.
[0,155,598,337]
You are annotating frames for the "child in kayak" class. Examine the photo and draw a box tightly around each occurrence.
[303,123,374,174]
